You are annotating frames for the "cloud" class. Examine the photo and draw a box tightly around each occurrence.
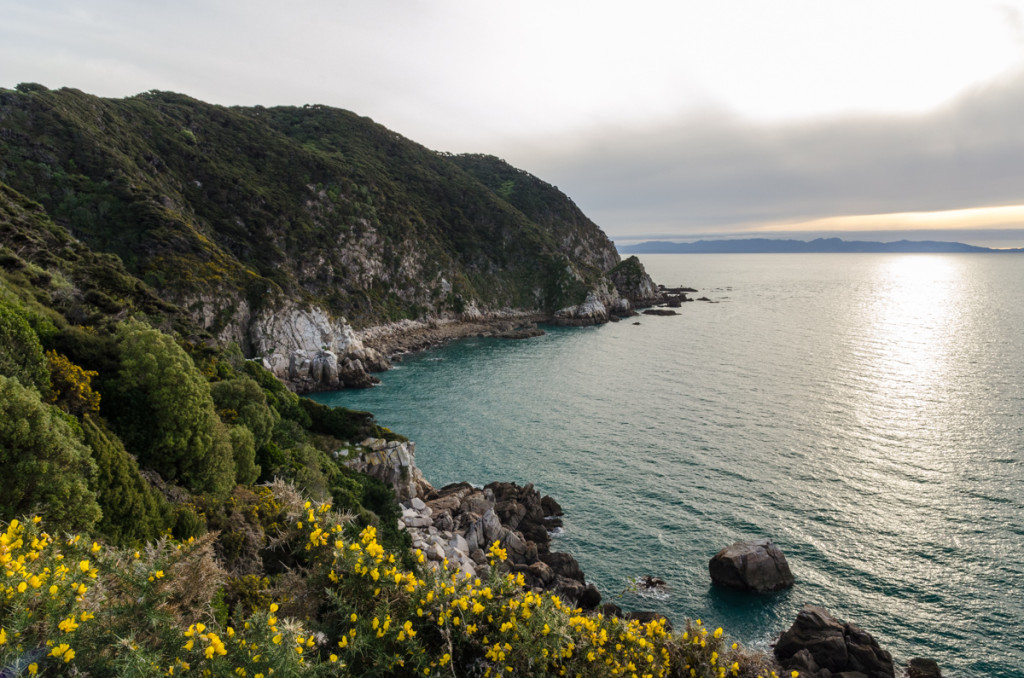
[513,67,1024,243]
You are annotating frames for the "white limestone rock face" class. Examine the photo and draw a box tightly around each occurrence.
[553,280,629,326]
[343,438,431,502]
[248,303,390,392]
[250,303,360,356]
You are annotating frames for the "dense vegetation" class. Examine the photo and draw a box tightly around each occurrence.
[0,174,410,556]
[0,84,622,341]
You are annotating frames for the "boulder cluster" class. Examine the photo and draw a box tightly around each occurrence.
[774,605,896,678]
[399,481,602,608]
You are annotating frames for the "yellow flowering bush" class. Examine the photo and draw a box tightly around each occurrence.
[1,485,779,678]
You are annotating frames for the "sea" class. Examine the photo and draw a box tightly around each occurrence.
[310,253,1024,677]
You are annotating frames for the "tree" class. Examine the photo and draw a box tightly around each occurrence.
[0,374,101,530]
[110,321,235,497]
[0,298,49,394]
[210,377,279,450]
[80,415,167,544]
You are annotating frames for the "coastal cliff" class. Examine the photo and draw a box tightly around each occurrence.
[0,84,657,391]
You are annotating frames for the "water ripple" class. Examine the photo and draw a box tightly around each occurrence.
[313,254,1024,678]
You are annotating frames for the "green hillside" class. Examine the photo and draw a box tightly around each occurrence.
[0,84,623,336]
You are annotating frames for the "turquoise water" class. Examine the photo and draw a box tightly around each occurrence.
[311,254,1024,677]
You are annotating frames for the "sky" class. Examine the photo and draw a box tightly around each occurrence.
[4,0,1024,247]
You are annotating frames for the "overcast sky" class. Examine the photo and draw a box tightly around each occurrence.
[4,1,1024,247]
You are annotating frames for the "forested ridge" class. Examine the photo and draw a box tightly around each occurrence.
[0,84,621,337]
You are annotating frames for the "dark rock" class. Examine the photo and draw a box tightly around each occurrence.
[496,326,545,339]
[433,511,454,532]
[775,605,894,678]
[578,583,602,609]
[845,622,894,676]
[786,649,822,676]
[461,492,492,516]
[541,495,564,517]
[775,605,849,673]
[709,538,795,592]
[541,551,585,583]
[553,578,601,609]
[553,576,584,601]
[906,658,941,678]
[637,575,668,591]
[601,602,624,617]
[642,308,678,316]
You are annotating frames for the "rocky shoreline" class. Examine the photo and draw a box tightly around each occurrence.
[251,255,671,394]
[341,436,602,608]
[343,436,943,678]
[356,312,550,362]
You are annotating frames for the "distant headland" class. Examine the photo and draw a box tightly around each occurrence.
[617,237,1024,254]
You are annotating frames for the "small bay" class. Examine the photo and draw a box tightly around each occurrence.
[311,253,1024,677]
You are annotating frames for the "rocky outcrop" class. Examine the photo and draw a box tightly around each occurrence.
[248,303,390,393]
[709,539,795,592]
[608,255,661,307]
[357,312,547,359]
[552,279,632,326]
[774,605,895,678]
[397,480,600,608]
[340,438,431,502]
[905,658,942,678]
[338,435,598,605]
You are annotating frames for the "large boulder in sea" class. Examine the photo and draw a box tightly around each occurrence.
[708,539,795,592]
[774,604,895,678]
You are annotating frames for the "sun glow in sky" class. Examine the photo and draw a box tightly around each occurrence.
[4,0,1024,246]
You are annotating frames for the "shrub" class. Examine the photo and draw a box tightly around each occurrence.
[80,415,167,545]
[0,374,100,531]
[0,484,777,678]
[0,297,49,393]
[210,376,279,450]
[108,321,236,497]
[46,349,101,415]
[227,424,260,486]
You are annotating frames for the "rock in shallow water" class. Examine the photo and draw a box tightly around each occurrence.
[708,538,795,592]
[775,604,895,678]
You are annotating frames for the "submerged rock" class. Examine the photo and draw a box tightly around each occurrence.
[708,538,795,592]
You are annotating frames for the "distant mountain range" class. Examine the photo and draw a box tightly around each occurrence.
[617,237,1024,254]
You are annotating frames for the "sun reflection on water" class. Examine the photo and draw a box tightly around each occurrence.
[857,255,965,417]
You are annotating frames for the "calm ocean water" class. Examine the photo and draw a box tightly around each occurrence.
[312,253,1024,677]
